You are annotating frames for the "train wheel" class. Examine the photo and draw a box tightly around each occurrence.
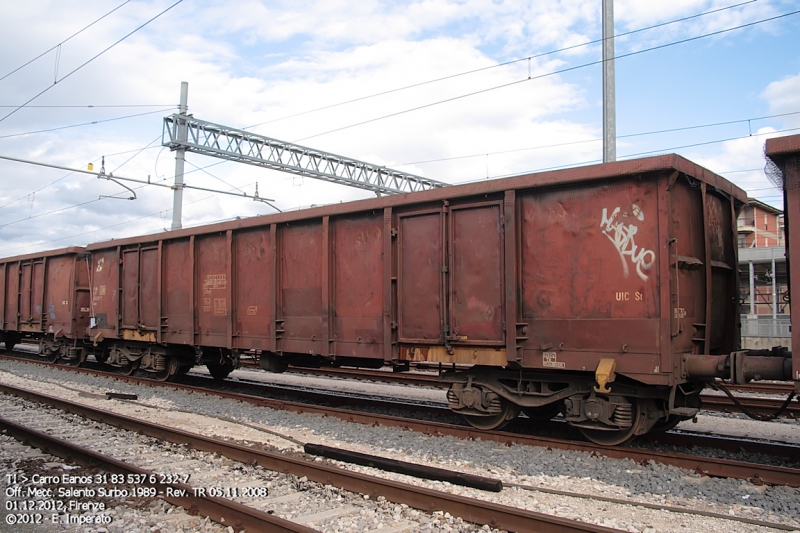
[153,356,180,382]
[121,360,139,376]
[462,398,520,431]
[3,341,15,352]
[578,398,641,446]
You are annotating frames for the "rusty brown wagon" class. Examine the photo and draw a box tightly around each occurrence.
[3,141,798,445]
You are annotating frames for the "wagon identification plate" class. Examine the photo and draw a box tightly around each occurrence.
[543,352,565,368]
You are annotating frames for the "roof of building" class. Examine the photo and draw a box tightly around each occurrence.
[745,198,783,215]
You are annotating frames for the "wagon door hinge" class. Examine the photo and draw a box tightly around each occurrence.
[441,265,448,273]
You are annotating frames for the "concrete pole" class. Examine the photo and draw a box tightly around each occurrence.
[772,249,777,320]
[171,81,188,231]
[602,0,616,163]
[749,260,756,316]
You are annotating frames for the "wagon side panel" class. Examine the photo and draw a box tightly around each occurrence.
[278,221,324,355]
[233,228,272,350]
[332,214,384,358]
[73,255,91,339]
[162,239,193,345]
[449,202,505,345]
[43,254,77,337]
[121,248,140,330]
[19,262,33,329]
[397,210,443,343]
[89,248,120,339]
[4,263,19,332]
[195,233,229,348]
[519,179,663,381]
[0,263,6,332]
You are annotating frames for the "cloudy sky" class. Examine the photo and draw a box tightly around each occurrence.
[1,0,799,256]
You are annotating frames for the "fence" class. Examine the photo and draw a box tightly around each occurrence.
[740,316,791,338]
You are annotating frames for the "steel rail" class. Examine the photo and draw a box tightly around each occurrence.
[9,349,797,417]
[284,366,800,418]
[2,354,799,485]
[729,382,796,395]
[0,383,621,533]
[288,366,796,395]
[700,393,799,418]
[0,416,316,533]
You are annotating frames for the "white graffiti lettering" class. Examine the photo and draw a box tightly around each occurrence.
[600,205,655,281]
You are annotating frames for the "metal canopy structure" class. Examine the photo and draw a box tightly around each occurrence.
[162,114,448,196]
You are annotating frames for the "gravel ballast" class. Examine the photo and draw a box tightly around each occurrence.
[0,358,798,533]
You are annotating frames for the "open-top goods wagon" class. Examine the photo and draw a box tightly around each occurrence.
[1,146,796,445]
[0,246,91,360]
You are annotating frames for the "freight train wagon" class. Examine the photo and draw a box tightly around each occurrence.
[1,151,794,445]
[0,247,91,359]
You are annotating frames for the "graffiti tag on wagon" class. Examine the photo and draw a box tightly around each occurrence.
[600,205,655,282]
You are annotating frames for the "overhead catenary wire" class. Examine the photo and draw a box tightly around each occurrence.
[0,154,276,231]
[2,124,794,234]
[478,126,800,182]
[0,134,165,211]
[184,160,282,213]
[397,111,800,167]
[0,3,794,239]
[292,9,800,143]
[243,0,758,131]
[0,0,132,83]
[8,1,779,191]
[0,108,176,140]
[154,4,797,183]
[0,104,175,108]
[0,186,260,256]
[0,0,184,124]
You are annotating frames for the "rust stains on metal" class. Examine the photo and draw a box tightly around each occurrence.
[402,345,507,365]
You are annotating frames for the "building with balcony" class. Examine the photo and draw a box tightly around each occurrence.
[737,199,784,248]
[737,199,788,348]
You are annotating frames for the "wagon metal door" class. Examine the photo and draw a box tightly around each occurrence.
[19,262,32,325]
[139,247,160,332]
[397,210,444,342]
[279,222,324,353]
[121,248,140,329]
[31,261,44,328]
[448,203,504,344]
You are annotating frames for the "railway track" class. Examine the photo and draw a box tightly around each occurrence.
[14,346,800,418]
[282,366,799,418]
[1,353,799,489]
[2,360,799,532]
[0,384,628,533]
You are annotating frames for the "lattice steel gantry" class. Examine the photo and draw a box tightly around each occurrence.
[162,114,448,196]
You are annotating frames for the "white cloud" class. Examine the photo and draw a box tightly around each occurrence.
[0,0,797,256]
[690,127,785,208]
[763,70,800,128]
